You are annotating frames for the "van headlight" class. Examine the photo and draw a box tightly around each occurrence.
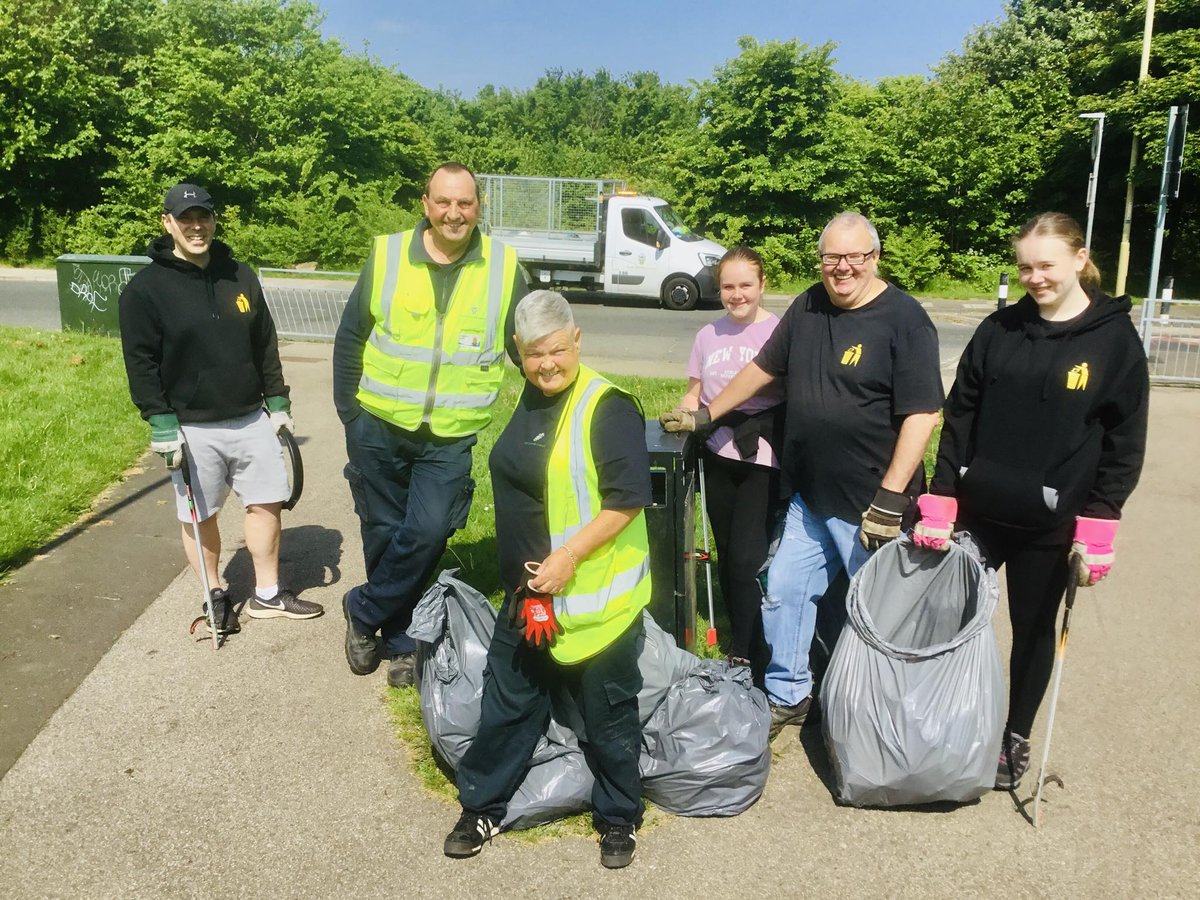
[699,252,722,267]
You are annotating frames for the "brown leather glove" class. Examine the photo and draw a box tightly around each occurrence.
[659,407,712,433]
[860,487,911,551]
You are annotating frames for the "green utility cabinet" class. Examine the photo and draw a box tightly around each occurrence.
[55,254,151,335]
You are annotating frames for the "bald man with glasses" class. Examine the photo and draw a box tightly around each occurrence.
[660,212,943,739]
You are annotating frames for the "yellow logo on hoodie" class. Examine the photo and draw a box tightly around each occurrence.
[841,343,863,366]
[235,293,250,313]
[1066,362,1089,390]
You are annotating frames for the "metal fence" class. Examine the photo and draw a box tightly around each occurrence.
[259,269,355,341]
[1139,297,1200,385]
[480,174,625,236]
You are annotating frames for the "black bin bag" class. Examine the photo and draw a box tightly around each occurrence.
[820,533,1005,807]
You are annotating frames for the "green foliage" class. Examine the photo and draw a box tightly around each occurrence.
[0,326,147,575]
[881,224,946,291]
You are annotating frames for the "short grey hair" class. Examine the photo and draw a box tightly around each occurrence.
[514,290,575,345]
[818,212,881,255]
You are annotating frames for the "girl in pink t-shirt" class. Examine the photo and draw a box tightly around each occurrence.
[675,246,784,676]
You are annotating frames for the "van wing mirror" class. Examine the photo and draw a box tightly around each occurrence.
[655,228,671,249]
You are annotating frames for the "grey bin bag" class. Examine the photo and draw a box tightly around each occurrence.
[640,659,771,816]
[820,533,1005,808]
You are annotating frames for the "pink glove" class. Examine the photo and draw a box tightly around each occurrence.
[1072,517,1119,586]
[913,494,957,551]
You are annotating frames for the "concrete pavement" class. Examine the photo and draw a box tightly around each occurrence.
[0,340,1197,898]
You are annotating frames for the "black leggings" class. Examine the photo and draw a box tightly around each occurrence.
[967,518,1074,738]
[700,448,782,663]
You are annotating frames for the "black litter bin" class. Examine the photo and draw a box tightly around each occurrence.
[55,254,151,335]
[643,421,697,651]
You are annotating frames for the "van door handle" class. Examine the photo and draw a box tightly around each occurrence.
[619,250,632,255]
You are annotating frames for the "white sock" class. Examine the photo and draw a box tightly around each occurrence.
[255,584,279,601]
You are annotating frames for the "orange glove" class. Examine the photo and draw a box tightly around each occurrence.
[510,586,562,649]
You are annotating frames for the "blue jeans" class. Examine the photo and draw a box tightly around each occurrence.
[762,493,870,707]
[343,411,476,657]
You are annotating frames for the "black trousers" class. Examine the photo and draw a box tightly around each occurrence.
[455,606,645,828]
[701,448,782,666]
[966,518,1074,738]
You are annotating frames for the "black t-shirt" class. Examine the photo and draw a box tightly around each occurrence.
[489,378,652,601]
[754,282,943,522]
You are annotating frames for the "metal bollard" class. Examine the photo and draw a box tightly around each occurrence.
[997,272,1009,310]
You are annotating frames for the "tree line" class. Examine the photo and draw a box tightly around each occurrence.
[1,0,1196,292]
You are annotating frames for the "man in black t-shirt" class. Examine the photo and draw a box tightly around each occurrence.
[661,213,943,736]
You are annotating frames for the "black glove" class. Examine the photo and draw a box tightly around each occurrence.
[860,487,911,551]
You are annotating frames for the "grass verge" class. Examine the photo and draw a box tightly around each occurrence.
[0,325,146,575]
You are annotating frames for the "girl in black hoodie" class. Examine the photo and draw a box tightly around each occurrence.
[916,213,1149,791]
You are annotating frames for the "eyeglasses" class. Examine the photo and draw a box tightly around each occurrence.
[820,250,876,267]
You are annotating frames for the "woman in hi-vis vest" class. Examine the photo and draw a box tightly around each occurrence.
[444,291,652,870]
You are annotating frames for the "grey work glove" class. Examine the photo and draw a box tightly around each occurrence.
[659,407,712,433]
[860,487,911,551]
[149,413,183,470]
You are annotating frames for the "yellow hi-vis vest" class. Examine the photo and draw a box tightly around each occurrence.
[545,365,651,664]
[357,230,519,437]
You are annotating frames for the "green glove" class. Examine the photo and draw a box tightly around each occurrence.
[859,487,911,551]
[265,395,294,434]
[149,413,183,470]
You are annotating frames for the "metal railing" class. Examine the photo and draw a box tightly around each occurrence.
[479,174,625,237]
[258,268,356,341]
[1139,296,1200,385]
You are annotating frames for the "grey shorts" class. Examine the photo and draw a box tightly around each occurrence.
[171,410,290,522]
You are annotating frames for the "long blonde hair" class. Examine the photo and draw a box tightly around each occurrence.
[1015,213,1101,289]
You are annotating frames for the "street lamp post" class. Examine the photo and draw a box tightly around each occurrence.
[1079,113,1106,253]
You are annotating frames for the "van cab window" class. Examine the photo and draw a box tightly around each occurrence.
[621,208,662,247]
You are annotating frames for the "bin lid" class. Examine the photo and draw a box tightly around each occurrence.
[56,254,152,265]
[644,419,693,457]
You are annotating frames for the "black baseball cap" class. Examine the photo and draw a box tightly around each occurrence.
[163,183,214,217]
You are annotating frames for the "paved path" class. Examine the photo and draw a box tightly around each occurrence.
[1,341,1197,898]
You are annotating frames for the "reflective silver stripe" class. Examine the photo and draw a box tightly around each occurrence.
[377,233,404,325]
[366,332,503,367]
[555,558,650,617]
[359,375,497,409]
[482,238,508,352]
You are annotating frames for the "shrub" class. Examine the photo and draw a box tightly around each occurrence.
[881,223,944,291]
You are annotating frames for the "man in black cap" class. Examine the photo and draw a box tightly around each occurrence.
[119,183,323,640]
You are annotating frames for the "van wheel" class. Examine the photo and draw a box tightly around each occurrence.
[661,275,699,311]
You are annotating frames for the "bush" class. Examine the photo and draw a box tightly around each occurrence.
[946,248,1008,291]
[881,223,944,291]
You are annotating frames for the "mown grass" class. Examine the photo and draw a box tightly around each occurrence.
[0,325,146,575]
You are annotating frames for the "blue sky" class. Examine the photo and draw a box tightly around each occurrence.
[318,0,1008,95]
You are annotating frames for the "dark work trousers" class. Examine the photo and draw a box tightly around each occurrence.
[455,606,645,828]
[701,447,781,671]
[343,411,476,657]
[966,517,1074,738]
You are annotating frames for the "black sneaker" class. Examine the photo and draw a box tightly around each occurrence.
[342,591,381,675]
[387,651,417,688]
[768,695,812,741]
[443,811,500,858]
[599,823,637,869]
[203,588,240,636]
[246,589,324,620]
[995,730,1031,791]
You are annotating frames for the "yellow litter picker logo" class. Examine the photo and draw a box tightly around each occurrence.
[841,343,863,366]
[235,293,250,313]
[1066,362,1089,390]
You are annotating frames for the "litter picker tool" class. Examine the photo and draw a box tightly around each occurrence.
[1032,552,1082,827]
[698,456,717,647]
[180,445,220,650]
[278,427,303,511]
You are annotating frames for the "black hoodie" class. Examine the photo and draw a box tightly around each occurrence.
[931,290,1148,530]
[119,236,288,423]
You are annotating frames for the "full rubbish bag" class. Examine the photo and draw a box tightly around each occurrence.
[820,533,1005,807]
[407,570,766,829]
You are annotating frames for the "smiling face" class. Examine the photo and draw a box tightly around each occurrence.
[422,168,480,255]
[820,220,880,309]
[1016,233,1089,319]
[518,326,582,397]
[719,257,766,323]
[161,207,215,266]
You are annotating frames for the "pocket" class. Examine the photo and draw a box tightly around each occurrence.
[344,463,370,522]
[448,477,475,532]
[603,676,641,708]
[188,361,260,410]
[960,456,1057,528]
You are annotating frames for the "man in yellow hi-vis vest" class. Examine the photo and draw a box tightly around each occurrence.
[333,162,526,686]
[443,291,651,870]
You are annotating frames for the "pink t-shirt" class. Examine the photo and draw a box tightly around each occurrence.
[687,313,784,468]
